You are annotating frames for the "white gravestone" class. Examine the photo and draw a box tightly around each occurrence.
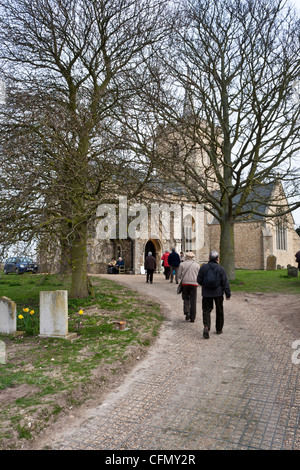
[39,290,76,340]
[0,296,17,335]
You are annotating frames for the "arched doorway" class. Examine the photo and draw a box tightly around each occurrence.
[144,239,162,272]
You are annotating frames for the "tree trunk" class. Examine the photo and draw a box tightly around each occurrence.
[59,238,72,274]
[219,216,235,281]
[70,221,89,298]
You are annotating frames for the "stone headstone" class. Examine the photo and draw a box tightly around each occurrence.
[266,255,277,271]
[0,340,6,364]
[0,296,17,335]
[39,290,76,340]
[287,266,299,277]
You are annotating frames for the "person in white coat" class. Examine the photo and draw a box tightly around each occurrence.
[178,252,200,323]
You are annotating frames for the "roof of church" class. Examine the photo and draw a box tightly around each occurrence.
[210,183,275,224]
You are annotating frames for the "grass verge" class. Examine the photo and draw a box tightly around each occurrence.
[0,273,163,450]
[231,269,300,294]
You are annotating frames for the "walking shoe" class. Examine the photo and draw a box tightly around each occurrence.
[185,313,190,321]
[203,327,209,339]
[216,330,223,335]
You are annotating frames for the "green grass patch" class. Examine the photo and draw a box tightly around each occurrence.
[230,269,300,294]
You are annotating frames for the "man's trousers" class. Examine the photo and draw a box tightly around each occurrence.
[182,285,198,322]
[202,296,224,333]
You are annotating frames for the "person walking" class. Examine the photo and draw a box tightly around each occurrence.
[145,251,156,284]
[178,251,200,322]
[161,250,171,280]
[197,250,231,339]
[168,247,181,284]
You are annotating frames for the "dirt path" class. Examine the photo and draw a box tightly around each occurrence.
[31,273,300,450]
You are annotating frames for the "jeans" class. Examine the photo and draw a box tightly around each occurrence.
[170,266,179,283]
[202,296,224,332]
[182,285,198,321]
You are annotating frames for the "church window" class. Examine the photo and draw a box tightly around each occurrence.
[183,215,195,251]
[276,221,287,251]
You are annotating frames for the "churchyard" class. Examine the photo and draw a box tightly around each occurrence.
[0,268,299,449]
[0,273,163,449]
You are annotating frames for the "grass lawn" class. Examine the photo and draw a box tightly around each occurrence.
[231,269,300,294]
[0,273,163,449]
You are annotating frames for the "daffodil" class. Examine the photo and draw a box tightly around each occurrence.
[18,314,24,319]
[30,310,34,315]
[23,308,29,313]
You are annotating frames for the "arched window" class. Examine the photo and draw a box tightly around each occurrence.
[276,220,287,251]
[183,214,195,251]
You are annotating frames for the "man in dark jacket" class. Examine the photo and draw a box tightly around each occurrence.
[144,251,156,284]
[197,250,231,339]
[168,248,181,284]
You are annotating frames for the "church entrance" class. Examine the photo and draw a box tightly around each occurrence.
[144,239,162,272]
[145,240,156,259]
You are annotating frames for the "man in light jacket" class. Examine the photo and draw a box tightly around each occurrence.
[178,251,200,323]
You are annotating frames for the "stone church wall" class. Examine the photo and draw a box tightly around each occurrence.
[209,220,300,270]
[209,221,264,269]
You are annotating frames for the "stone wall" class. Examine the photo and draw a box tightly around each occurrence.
[87,238,134,273]
[209,219,299,270]
[209,221,264,269]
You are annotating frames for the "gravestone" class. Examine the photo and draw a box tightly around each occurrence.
[266,255,277,271]
[287,266,298,277]
[0,296,17,335]
[39,290,76,340]
[0,340,5,364]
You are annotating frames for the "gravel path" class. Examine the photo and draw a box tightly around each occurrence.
[34,273,300,450]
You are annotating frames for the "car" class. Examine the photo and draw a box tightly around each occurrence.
[3,257,38,274]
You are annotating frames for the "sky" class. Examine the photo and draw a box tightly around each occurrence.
[293,0,300,9]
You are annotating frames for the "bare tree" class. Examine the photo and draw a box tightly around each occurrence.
[0,0,170,297]
[143,0,300,278]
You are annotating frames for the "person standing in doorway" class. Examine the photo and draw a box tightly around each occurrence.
[178,252,200,322]
[168,247,181,284]
[197,250,231,339]
[145,251,156,284]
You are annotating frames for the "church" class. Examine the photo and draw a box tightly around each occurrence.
[87,91,300,275]
[87,183,300,275]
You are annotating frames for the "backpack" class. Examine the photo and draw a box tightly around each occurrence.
[203,265,220,290]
